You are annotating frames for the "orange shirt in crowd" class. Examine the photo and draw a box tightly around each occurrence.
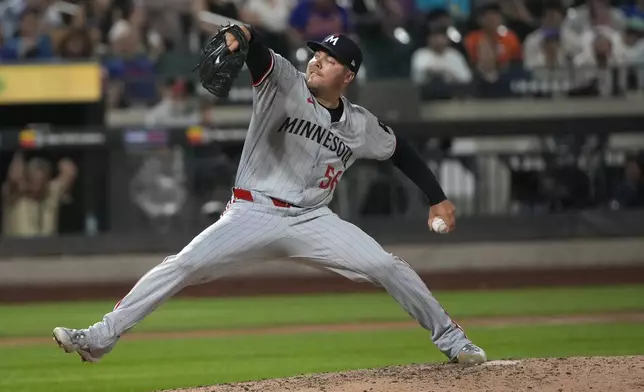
[464,29,522,67]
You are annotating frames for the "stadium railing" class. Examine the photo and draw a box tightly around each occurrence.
[1,104,643,257]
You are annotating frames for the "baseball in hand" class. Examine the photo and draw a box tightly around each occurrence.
[431,217,448,234]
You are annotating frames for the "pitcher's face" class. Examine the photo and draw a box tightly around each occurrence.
[305,51,353,94]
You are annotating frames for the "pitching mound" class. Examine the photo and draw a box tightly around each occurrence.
[167,356,644,392]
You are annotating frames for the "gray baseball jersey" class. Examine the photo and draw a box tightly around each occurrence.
[235,50,396,208]
[74,49,474,365]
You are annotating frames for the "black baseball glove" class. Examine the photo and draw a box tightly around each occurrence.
[195,24,250,98]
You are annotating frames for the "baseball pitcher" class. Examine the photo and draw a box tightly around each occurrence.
[53,24,486,365]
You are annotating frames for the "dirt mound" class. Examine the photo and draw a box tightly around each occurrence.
[166,356,644,392]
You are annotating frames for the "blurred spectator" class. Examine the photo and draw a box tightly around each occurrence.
[0,21,4,58]
[57,27,94,59]
[498,0,537,41]
[99,2,165,59]
[2,8,53,60]
[44,2,93,59]
[411,25,472,85]
[577,25,629,64]
[572,26,628,95]
[465,3,522,95]
[352,0,411,79]
[83,0,119,55]
[104,14,157,107]
[414,0,470,19]
[1,152,77,238]
[194,0,240,39]
[59,1,92,29]
[624,18,644,63]
[465,3,522,68]
[539,162,592,212]
[424,6,453,30]
[524,29,569,87]
[132,2,165,59]
[415,0,447,13]
[199,97,216,126]
[1,0,22,39]
[240,0,295,59]
[1,0,62,39]
[622,0,644,24]
[394,0,417,24]
[624,18,644,89]
[142,0,189,52]
[145,78,200,127]
[611,156,644,209]
[563,0,627,37]
[288,0,350,47]
[420,8,466,54]
[524,2,579,64]
[129,146,187,233]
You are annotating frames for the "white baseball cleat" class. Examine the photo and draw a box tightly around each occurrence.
[452,343,487,365]
[52,327,103,363]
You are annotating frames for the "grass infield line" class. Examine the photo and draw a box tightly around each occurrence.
[2,311,643,347]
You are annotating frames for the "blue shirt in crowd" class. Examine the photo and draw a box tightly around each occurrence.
[103,54,157,104]
[289,0,350,42]
[1,35,53,60]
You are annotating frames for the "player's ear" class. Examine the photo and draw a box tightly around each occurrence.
[344,69,355,84]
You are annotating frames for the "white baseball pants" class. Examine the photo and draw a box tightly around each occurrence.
[87,189,472,360]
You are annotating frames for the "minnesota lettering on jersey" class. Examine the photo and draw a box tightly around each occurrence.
[277,117,353,167]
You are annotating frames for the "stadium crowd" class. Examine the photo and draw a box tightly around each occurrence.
[0,0,643,239]
[0,0,642,105]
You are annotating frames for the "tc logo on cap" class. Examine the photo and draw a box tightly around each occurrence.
[323,35,339,46]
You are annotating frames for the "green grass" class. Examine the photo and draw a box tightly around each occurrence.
[1,285,644,338]
[1,323,643,392]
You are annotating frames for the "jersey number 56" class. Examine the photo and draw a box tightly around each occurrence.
[320,165,343,191]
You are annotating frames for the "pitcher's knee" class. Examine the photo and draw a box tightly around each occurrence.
[360,253,404,281]
[161,255,176,264]
[160,254,199,275]
[161,254,185,268]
